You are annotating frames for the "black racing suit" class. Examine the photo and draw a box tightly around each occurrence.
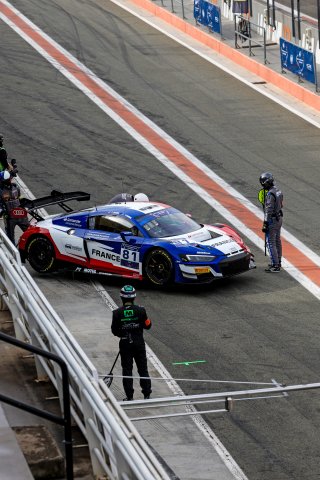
[0,181,29,244]
[264,185,283,267]
[111,303,152,399]
[0,146,9,172]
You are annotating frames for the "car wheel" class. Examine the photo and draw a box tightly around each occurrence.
[144,249,173,286]
[27,236,56,273]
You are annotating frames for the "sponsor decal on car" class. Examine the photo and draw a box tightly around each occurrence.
[195,267,211,274]
[65,244,82,252]
[74,267,113,275]
[62,218,82,225]
[86,232,112,239]
[211,238,235,247]
[91,248,121,263]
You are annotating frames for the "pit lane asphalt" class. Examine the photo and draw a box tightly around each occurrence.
[1,1,320,479]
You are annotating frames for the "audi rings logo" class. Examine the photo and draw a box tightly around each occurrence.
[10,208,27,218]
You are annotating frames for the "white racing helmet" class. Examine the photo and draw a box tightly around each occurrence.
[134,193,149,202]
[0,170,10,182]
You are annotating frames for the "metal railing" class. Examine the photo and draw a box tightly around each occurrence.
[0,229,170,480]
[153,0,187,18]
[120,381,320,422]
[0,331,74,480]
[235,15,269,64]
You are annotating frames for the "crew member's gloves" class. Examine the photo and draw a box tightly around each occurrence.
[262,221,268,233]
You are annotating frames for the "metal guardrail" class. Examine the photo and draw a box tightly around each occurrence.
[235,15,269,63]
[154,0,187,18]
[0,229,170,480]
[0,331,74,480]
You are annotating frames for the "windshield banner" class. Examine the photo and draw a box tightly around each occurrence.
[279,38,317,85]
[194,0,221,34]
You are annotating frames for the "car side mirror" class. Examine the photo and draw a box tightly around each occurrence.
[67,228,75,235]
[120,231,133,242]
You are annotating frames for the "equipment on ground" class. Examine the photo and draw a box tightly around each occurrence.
[103,351,120,387]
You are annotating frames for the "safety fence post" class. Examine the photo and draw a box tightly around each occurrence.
[80,389,108,478]
[181,0,186,18]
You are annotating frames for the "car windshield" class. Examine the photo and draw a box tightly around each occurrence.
[137,207,201,238]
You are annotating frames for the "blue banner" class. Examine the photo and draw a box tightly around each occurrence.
[279,38,316,85]
[194,0,221,34]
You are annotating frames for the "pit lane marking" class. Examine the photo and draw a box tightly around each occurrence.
[172,360,207,366]
[1,0,320,304]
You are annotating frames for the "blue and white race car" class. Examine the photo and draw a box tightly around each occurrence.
[19,191,255,285]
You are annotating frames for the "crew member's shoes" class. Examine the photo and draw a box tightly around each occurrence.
[123,397,133,401]
[265,266,281,273]
[144,394,151,400]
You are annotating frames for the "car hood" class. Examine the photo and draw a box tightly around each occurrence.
[167,226,243,255]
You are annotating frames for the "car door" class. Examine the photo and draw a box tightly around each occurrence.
[85,214,144,277]
[51,213,88,265]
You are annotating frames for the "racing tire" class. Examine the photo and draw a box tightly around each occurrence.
[27,236,56,273]
[143,249,174,286]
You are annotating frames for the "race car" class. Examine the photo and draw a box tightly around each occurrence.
[18,191,256,285]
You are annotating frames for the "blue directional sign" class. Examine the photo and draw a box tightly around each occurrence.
[194,0,221,35]
[279,38,317,85]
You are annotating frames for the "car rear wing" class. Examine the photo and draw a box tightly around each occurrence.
[21,190,91,221]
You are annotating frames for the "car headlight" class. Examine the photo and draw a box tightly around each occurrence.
[180,254,216,262]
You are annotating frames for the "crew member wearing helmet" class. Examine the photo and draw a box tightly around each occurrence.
[0,170,29,244]
[0,134,10,172]
[0,135,18,177]
[111,285,152,401]
[109,192,149,203]
[259,172,283,273]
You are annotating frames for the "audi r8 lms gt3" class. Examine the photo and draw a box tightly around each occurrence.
[19,191,255,285]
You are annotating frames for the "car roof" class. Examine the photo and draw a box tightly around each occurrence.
[89,201,170,219]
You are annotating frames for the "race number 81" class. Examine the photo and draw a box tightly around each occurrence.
[121,247,139,262]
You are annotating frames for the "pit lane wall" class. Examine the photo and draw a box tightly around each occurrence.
[220,0,320,61]
[128,0,320,110]
[0,229,170,480]
[152,0,320,59]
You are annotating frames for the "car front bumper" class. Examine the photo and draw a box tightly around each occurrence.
[178,252,255,283]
